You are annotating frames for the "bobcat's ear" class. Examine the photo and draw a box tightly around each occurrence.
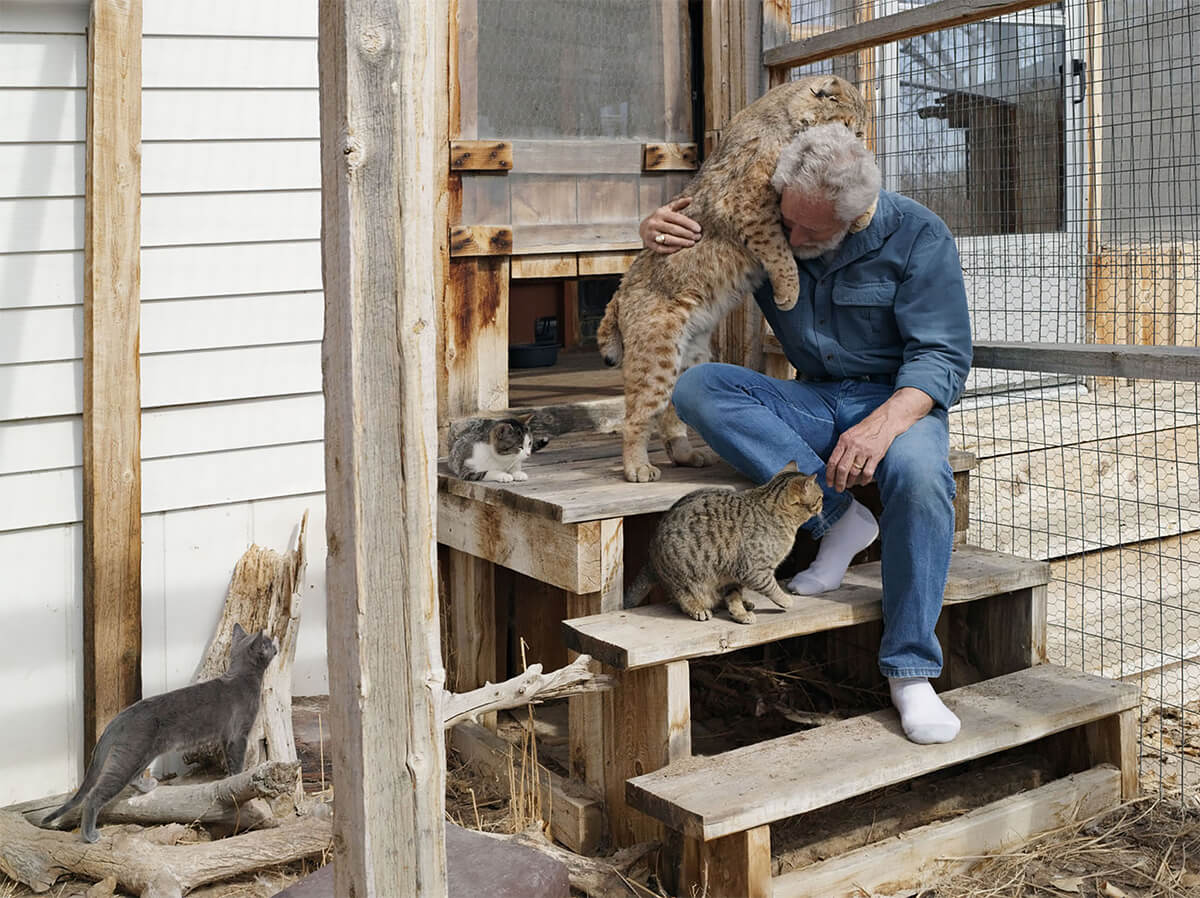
[774,460,799,476]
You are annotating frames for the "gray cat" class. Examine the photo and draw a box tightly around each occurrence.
[624,462,824,624]
[447,414,547,482]
[41,623,278,842]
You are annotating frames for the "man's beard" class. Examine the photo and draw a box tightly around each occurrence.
[791,229,848,260]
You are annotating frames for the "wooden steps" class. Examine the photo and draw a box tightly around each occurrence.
[626,664,1139,842]
[564,546,1048,670]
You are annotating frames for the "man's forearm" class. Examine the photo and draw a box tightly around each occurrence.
[868,386,935,439]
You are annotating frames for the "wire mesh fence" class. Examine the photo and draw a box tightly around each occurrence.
[784,0,1200,793]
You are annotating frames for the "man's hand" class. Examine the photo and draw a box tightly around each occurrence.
[641,197,701,254]
[826,387,934,491]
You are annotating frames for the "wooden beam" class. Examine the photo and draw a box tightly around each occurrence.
[446,550,497,730]
[642,142,699,171]
[510,253,577,280]
[83,0,143,759]
[449,224,514,256]
[449,139,513,171]
[318,0,447,893]
[763,0,1055,70]
[577,250,639,277]
[972,341,1200,381]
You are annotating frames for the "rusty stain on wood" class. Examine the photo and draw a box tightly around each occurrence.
[642,142,699,171]
[450,225,514,257]
[450,139,513,171]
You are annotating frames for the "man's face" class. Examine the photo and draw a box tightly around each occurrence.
[780,188,850,259]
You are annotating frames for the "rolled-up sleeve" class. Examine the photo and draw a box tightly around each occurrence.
[892,224,973,409]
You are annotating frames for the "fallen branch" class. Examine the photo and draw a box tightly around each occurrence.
[475,824,657,897]
[8,762,301,836]
[0,808,330,897]
[442,654,613,729]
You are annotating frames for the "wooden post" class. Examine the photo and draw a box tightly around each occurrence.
[83,0,143,759]
[447,550,497,730]
[318,0,448,894]
[681,825,772,898]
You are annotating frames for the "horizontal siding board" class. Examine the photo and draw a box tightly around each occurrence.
[141,241,322,299]
[140,343,322,407]
[0,467,80,530]
[0,2,88,34]
[143,37,317,88]
[142,1,318,37]
[141,140,320,193]
[141,191,320,247]
[0,359,80,419]
[0,251,83,309]
[0,89,85,141]
[0,196,83,252]
[142,442,324,513]
[142,394,324,459]
[0,306,81,363]
[0,143,83,198]
[141,292,324,353]
[142,90,319,140]
[0,416,81,475]
[0,33,85,88]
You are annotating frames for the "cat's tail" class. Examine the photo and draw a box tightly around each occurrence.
[40,725,116,827]
[597,296,623,367]
[623,563,657,609]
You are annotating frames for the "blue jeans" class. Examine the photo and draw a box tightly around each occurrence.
[673,362,954,678]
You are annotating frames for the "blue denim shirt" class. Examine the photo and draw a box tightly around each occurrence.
[755,190,973,410]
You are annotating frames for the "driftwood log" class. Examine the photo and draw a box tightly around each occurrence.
[442,654,612,728]
[0,809,330,897]
[7,762,302,836]
[187,513,308,775]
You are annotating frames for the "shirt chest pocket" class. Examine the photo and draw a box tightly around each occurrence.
[832,282,898,348]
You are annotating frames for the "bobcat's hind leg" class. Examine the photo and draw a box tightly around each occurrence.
[621,329,685,483]
[662,401,717,469]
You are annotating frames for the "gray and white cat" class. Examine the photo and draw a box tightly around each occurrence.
[447,414,547,482]
[624,462,824,624]
[41,623,278,842]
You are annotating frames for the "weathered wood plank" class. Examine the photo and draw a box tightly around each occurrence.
[447,550,497,730]
[762,0,1055,70]
[512,222,642,255]
[441,256,509,424]
[83,0,143,757]
[972,341,1200,382]
[577,250,639,276]
[772,766,1121,898]
[626,665,1139,841]
[450,721,604,855]
[318,0,447,892]
[568,519,623,792]
[681,824,771,898]
[565,547,1048,670]
[510,253,577,280]
[438,492,617,594]
[604,660,691,847]
[449,139,512,171]
[642,142,698,171]
[449,224,514,256]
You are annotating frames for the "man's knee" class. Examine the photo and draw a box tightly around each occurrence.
[673,363,730,421]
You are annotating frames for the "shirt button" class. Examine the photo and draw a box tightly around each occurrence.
[819,318,826,324]
[825,354,833,360]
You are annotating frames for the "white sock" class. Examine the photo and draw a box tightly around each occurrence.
[786,498,879,594]
[889,677,961,744]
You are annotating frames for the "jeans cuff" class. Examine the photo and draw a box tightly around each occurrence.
[804,491,852,539]
[880,666,944,679]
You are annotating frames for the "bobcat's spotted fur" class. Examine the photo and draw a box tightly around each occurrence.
[598,75,872,483]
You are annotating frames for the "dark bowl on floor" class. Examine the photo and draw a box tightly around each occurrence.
[509,342,559,368]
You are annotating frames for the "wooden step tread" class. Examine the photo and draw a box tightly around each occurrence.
[563,546,1049,670]
[625,664,1139,841]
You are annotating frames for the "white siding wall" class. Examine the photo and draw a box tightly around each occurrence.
[0,0,88,805]
[139,2,327,704]
[0,1,329,804]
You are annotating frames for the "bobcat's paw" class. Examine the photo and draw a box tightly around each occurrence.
[689,608,712,621]
[774,281,800,311]
[626,462,661,483]
[768,590,794,610]
[849,198,877,234]
[672,446,718,468]
[512,470,529,481]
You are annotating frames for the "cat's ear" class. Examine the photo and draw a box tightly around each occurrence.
[232,622,247,640]
[516,412,535,427]
[493,422,514,441]
[774,460,799,476]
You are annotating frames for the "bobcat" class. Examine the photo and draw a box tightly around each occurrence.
[597,75,872,483]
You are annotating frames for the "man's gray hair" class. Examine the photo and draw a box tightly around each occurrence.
[771,123,881,224]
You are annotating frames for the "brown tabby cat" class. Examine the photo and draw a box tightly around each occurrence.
[623,462,824,624]
[597,75,872,482]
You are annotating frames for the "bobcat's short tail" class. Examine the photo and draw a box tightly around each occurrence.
[596,296,623,367]
[623,563,658,609]
[40,726,115,827]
